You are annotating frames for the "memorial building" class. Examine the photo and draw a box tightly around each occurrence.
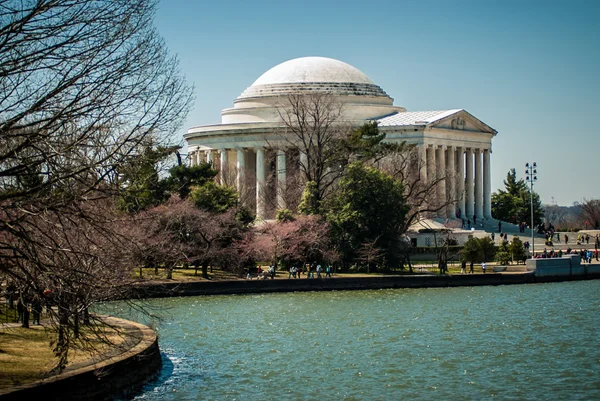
[184,57,496,221]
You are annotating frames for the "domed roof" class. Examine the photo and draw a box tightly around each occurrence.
[238,57,390,100]
[251,57,375,86]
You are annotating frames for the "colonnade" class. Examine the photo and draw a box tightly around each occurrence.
[420,144,492,221]
[190,144,492,222]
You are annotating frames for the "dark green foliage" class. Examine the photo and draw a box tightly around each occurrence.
[190,181,238,213]
[343,121,387,161]
[491,168,544,225]
[298,181,320,215]
[117,145,174,213]
[508,236,527,263]
[480,237,496,262]
[165,162,218,199]
[496,241,511,265]
[326,162,409,267]
[275,208,295,222]
[461,235,497,263]
[235,206,256,227]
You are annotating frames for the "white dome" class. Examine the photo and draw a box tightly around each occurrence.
[251,57,375,86]
[238,56,390,100]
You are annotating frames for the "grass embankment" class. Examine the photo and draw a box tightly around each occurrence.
[0,309,127,389]
[131,261,508,282]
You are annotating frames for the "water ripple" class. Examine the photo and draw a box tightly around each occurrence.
[109,281,600,401]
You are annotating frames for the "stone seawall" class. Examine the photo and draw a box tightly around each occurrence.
[0,317,161,401]
[129,273,600,299]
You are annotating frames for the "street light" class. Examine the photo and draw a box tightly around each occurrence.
[525,162,537,258]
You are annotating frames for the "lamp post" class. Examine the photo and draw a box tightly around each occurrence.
[525,162,537,258]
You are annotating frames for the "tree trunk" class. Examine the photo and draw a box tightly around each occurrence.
[194,261,199,276]
[83,307,90,325]
[202,261,209,279]
[166,264,173,280]
[139,265,143,278]
[21,307,30,328]
[73,309,79,339]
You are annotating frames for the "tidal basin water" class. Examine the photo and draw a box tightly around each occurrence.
[112,280,600,400]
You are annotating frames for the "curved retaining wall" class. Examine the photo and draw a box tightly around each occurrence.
[129,272,600,299]
[0,317,161,401]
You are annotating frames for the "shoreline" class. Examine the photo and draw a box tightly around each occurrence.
[0,317,161,401]
[128,271,600,299]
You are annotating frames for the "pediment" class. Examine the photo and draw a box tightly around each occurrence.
[431,110,497,135]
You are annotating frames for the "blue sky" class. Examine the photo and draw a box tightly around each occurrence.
[155,0,599,206]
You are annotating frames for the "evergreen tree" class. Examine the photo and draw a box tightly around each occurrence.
[297,181,320,215]
[165,162,218,199]
[326,163,408,267]
[491,168,543,225]
[461,235,481,262]
[496,241,511,265]
[117,145,173,213]
[508,236,527,263]
[190,181,238,213]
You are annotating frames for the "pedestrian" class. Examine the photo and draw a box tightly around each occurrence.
[16,296,24,323]
[31,298,41,325]
[491,232,495,242]
[460,260,467,274]
[469,261,474,274]
[325,265,332,277]
[269,265,275,279]
[306,264,311,279]
[564,234,568,244]
[586,234,590,244]
[482,261,487,274]
[316,264,322,278]
[498,221,502,233]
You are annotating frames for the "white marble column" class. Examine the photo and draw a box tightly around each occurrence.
[436,145,447,216]
[457,147,466,219]
[299,151,308,181]
[465,148,474,219]
[277,149,287,209]
[206,150,214,164]
[220,149,228,185]
[447,146,456,218]
[236,148,246,190]
[483,149,492,219]
[419,145,427,183]
[427,145,436,184]
[474,148,483,220]
[196,150,202,166]
[255,147,266,219]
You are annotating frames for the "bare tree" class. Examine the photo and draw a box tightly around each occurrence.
[0,0,192,371]
[275,93,352,210]
[578,199,600,229]
[376,144,453,234]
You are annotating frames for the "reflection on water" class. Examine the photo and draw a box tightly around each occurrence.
[110,281,600,401]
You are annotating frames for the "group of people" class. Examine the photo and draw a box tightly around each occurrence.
[460,260,477,274]
[245,264,335,280]
[288,264,332,279]
[534,247,599,263]
[491,232,509,243]
[246,265,276,280]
